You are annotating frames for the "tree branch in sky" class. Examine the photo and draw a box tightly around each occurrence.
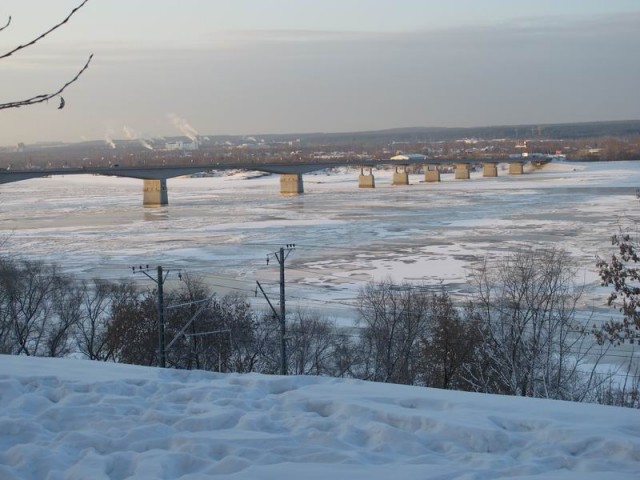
[0,0,92,110]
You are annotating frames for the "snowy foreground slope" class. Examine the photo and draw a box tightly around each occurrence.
[1,356,638,480]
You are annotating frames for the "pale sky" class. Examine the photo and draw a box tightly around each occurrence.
[1,0,639,145]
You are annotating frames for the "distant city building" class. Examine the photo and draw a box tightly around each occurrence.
[165,138,199,151]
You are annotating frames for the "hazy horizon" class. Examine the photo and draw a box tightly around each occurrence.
[1,0,639,145]
[8,118,640,149]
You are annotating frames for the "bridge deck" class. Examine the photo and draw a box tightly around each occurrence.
[0,157,521,184]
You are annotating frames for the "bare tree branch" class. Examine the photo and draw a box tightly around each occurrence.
[0,0,92,111]
[0,0,89,60]
[0,54,93,110]
[0,16,11,34]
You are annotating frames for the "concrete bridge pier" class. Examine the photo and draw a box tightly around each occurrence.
[392,166,409,185]
[358,167,375,188]
[424,164,441,182]
[455,163,471,180]
[280,173,304,194]
[509,162,524,175]
[482,163,498,177]
[143,179,168,207]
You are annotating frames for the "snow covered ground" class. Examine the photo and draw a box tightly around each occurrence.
[1,355,638,479]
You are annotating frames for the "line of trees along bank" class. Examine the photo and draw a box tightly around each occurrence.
[0,249,637,408]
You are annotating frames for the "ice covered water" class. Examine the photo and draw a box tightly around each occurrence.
[1,161,639,322]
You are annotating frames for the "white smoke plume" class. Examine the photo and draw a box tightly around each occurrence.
[167,113,199,142]
[122,125,137,140]
[104,131,116,149]
[139,139,153,150]
[123,125,154,150]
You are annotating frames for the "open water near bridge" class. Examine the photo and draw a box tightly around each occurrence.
[1,161,640,327]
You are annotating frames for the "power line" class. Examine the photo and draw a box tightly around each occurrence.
[132,264,170,368]
[256,244,296,375]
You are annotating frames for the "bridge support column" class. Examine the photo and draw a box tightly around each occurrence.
[509,162,524,175]
[143,179,168,207]
[455,163,470,180]
[358,167,375,188]
[280,174,304,194]
[482,163,498,177]
[392,166,409,185]
[424,165,440,182]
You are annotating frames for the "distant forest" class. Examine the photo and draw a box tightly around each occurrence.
[269,120,640,146]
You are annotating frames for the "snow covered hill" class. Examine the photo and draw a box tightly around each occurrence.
[1,355,638,479]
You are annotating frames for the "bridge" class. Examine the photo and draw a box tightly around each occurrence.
[0,155,535,207]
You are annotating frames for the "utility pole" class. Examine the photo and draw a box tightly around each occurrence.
[278,247,286,376]
[256,244,295,375]
[156,266,166,368]
[132,264,169,368]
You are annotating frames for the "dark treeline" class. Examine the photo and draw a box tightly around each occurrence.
[0,249,638,408]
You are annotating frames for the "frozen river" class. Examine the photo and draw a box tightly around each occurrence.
[1,161,640,322]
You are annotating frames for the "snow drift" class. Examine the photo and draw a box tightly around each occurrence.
[1,355,638,479]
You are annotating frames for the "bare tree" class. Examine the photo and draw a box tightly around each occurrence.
[0,0,92,110]
[0,256,20,354]
[162,275,213,370]
[329,330,359,378]
[287,309,339,376]
[418,293,481,390]
[46,274,82,357]
[0,257,79,357]
[105,286,157,366]
[97,274,268,372]
[74,279,125,361]
[466,248,609,401]
[163,275,259,373]
[356,279,431,385]
[594,352,640,409]
[248,312,282,374]
[0,258,56,355]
